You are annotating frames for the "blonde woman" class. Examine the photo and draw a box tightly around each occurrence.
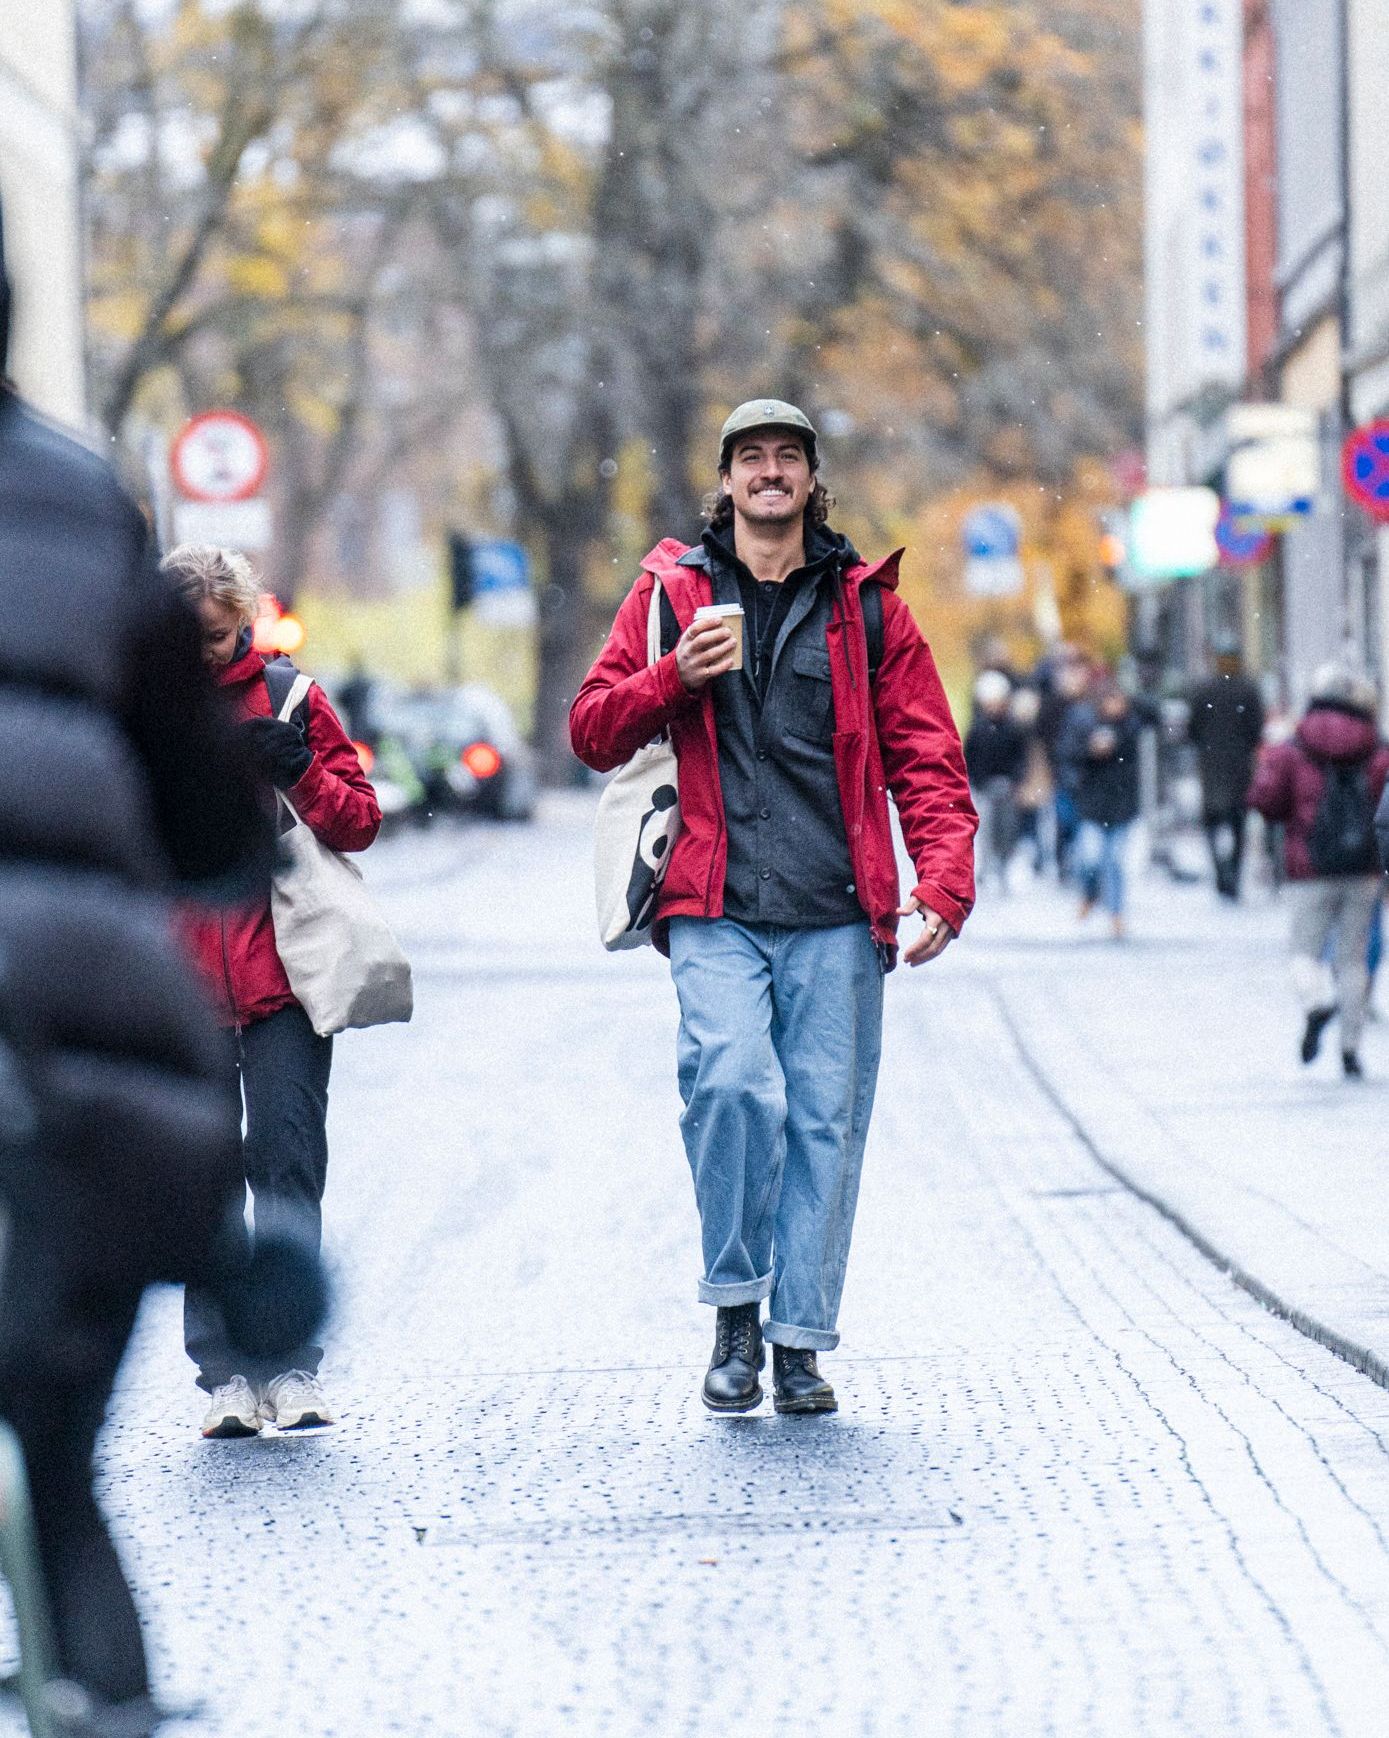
[163,545,381,1437]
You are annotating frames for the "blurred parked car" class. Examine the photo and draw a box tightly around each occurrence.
[366,682,537,823]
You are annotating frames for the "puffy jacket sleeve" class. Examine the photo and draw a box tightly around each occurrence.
[569,574,701,772]
[286,684,381,852]
[873,593,978,934]
[1246,742,1294,822]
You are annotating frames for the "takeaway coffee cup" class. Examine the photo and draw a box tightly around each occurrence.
[693,602,745,671]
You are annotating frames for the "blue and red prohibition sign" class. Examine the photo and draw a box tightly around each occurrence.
[1343,421,1389,521]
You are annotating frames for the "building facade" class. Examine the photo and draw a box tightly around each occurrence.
[1346,0,1389,697]
[1141,0,1248,676]
[1267,0,1348,702]
[0,6,85,425]
[1142,0,1389,712]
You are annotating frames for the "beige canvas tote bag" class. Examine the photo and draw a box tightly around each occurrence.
[593,581,683,949]
[269,672,414,1034]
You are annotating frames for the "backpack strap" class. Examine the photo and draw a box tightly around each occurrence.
[261,656,312,739]
[658,586,681,660]
[861,580,884,686]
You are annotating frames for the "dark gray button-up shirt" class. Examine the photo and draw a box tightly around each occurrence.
[679,525,864,929]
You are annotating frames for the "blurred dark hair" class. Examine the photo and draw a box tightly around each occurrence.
[702,478,836,532]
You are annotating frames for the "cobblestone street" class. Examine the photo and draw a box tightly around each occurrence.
[8,798,1389,1736]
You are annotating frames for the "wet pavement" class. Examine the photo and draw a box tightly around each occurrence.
[6,797,1389,1736]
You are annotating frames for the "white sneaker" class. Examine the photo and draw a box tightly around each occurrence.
[200,1376,261,1439]
[260,1370,334,1430]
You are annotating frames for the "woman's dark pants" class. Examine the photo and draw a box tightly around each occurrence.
[184,1002,332,1392]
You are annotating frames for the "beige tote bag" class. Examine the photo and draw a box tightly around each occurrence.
[593,581,682,949]
[269,673,414,1035]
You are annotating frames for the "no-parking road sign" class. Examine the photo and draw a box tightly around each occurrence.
[171,410,270,504]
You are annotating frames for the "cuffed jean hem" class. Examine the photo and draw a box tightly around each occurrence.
[763,1319,840,1351]
[698,1274,774,1307]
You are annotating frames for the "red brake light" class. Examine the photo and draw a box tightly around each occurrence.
[461,741,502,779]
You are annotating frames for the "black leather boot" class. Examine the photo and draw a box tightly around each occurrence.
[772,1345,837,1415]
[702,1303,764,1413]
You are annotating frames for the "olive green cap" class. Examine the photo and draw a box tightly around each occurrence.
[719,398,819,469]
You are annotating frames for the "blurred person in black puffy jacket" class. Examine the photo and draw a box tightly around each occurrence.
[1189,638,1265,900]
[1060,678,1142,941]
[0,207,274,1736]
[964,669,1027,892]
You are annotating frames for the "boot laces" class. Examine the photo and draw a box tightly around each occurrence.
[731,1307,758,1361]
[716,1306,758,1364]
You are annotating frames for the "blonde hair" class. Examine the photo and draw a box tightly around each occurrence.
[160,544,262,626]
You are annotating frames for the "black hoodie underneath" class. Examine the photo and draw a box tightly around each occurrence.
[676,520,865,929]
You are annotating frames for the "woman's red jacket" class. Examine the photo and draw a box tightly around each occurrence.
[180,644,381,1026]
[569,539,977,961]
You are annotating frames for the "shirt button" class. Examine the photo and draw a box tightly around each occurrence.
[757,750,767,761]
[759,807,770,819]
[760,867,771,880]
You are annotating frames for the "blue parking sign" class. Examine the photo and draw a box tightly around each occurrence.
[471,540,531,593]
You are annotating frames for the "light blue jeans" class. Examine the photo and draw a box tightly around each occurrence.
[1075,820,1131,916]
[668,918,884,1350]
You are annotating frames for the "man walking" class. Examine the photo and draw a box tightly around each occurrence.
[1189,637,1265,899]
[571,400,976,1415]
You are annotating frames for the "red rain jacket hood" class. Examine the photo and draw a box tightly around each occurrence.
[179,644,381,1025]
[570,538,977,961]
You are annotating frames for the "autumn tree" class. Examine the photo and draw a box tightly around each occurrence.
[80,0,1142,769]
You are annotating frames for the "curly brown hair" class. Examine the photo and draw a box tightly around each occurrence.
[701,478,836,533]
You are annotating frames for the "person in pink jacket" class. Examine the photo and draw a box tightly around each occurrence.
[1248,665,1389,1077]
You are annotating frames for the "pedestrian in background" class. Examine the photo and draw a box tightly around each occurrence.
[1189,636,1265,900]
[1248,664,1389,1078]
[1038,651,1091,879]
[1009,684,1052,875]
[0,212,274,1734]
[964,668,1027,893]
[168,545,381,1438]
[572,399,976,1417]
[1062,677,1141,941]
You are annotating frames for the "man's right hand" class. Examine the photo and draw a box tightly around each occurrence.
[675,617,739,693]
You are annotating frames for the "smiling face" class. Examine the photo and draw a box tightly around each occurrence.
[195,595,247,669]
[720,428,814,530]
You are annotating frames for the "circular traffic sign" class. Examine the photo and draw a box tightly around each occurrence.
[1215,507,1273,567]
[170,410,269,503]
[1342,421,1389,521]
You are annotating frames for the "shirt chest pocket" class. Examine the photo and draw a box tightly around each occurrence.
[783,647,835,745]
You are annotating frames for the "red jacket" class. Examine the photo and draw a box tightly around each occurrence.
[570,539,977,960]
[181,644,382,1026]
[1247,701,1389,880]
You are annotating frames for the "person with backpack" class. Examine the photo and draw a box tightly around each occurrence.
[164,545,382,1436]
[1248,665,1389,1077]
[570,399,976,1417]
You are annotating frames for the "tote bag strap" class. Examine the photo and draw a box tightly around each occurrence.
[646,578,663,667]
[271,671,315,829]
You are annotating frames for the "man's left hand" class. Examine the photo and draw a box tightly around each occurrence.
[897,897,954,967]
